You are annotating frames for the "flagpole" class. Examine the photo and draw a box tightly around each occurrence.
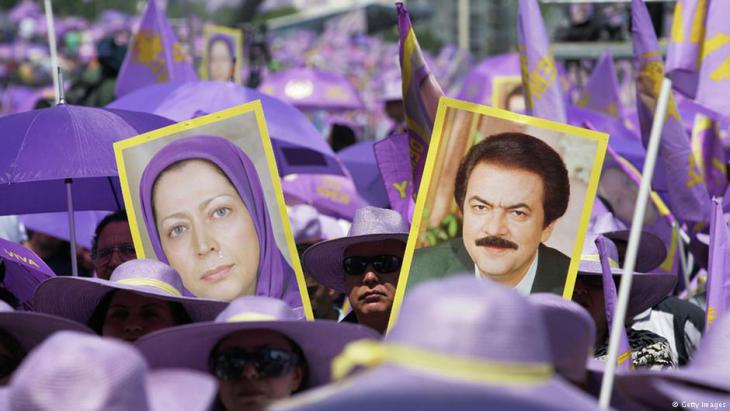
[43,0,60,104]
[599,78,673,409]
[458,0,469,52]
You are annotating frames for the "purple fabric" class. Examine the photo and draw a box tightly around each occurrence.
[0,238,55,307]
[695,1,730,119]
[632,0,712,224]
[207,33,236,60]
[705,198,730,329]
[259,68,364,111]
[578,51,622,118]
[691,114,727,197]
[665,0,706,98]
[0,105,173,215]
[281,174,366,221]
[338,142,389,208]
[397,2,442,188]
[20,211,107,250]
[456,52,521,105]
[138,135,301,308]
[517,0,566,123]
[373,132,416,222]
[595,236,632,371]
[115,0,197,97]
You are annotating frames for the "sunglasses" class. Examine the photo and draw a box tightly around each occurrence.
[342,255,402,276]
[209,347,300,381]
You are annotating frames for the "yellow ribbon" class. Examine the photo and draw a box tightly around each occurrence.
[580,254,620,269]
[332,340,554,386]
[116,278,181,296]
[226,312,278,323]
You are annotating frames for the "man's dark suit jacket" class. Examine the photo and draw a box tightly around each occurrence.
[407,238,570,295]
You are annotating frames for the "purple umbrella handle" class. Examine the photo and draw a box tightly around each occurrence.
[65,178,78,277]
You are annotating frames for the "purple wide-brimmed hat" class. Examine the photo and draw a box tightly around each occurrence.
[135,295,380,388]
[528,293,595,383]
[32,259,226,324]
[138,135,302,308]
[615,313,730,404]
[270,276,602,411]
[578,233,676,317]
[0,300,92,352]
[302,207,408,292]
[0,331,217,411]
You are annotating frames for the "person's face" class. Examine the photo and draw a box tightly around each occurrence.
[214,329,304,411]
[101,290,177,342]
[343,239,404,319]
[153,160,260,301]
[93,221,135,280]
[462,162,556,286]
[572,276,607,349]
[209,40,234,82]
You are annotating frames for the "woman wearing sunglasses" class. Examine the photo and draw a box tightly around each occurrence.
[135,296,380,411]
[302,207,409,334]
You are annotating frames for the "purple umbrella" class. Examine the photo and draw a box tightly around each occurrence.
[107,81,344,177]
[0,238,55,307]
[20,211,108,250]
[338,141,389,208]
[259,67,364,111]
[282,174,366,221]
[0,104,173,275]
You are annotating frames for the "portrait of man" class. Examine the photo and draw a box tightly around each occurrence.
[399,97,607,303]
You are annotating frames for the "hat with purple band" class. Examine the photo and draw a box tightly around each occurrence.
[0,331,217,411]
[0,300,92,352]
[302,207,408,292]
[32,259,227,324]
[270,276,602,411]
[135,295,380,388]
[578,232,676,318]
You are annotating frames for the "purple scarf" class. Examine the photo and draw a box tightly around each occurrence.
[139,135,302,309]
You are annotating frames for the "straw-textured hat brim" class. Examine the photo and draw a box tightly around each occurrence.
[302,233,408,292]
[32,276,226,325]
[146,369,217,411]
[136,319,380,388]
[577,265,676,318]
[0,312,93,351]
[270,364,603,411]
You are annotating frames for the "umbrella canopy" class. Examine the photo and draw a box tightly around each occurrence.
[260,67,364,111]
[338,141,389,208]
[0,104,173,215]
[107,81,344,177]
[282,174,367,221]
[20,211,109,250]
[0,238,55,306]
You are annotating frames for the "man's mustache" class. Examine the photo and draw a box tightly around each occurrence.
[475,236,519,250]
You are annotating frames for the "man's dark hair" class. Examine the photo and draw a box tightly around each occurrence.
[454,132,570,227]
[91,210,129,257]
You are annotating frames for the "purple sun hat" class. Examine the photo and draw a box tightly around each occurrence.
[579,233,676,318]
[138,135,302,308]
[301,207,408,292]
[0,331,217,411]
[528,293,595,384]
[135,295,380,388]
[0,238,55,308]
[32,259,226,324]
[615,313,730,403]
[269,276,601,411]
[0,300,92,352]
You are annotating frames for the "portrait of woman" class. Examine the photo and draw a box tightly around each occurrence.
[206,34,236,82]
[138,135,302,308]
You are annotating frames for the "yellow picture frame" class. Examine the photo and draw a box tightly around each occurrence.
[389,96,608,330]
[201,24,244,84]
[114,101,313,320]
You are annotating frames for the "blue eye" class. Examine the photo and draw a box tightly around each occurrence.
[169,225,187,238]
[213,207,231,218]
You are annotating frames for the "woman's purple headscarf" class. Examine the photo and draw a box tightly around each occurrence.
[139,135,302,309]
[207,34,236,62]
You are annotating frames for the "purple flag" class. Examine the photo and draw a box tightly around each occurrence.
[706,197,730,329]
[631,0,711,223]
[601,146,681,277]
[578,51,622,118]
[691,113,727,197]
[115,0,197,98]
[396,2,443,189]
[517,0,566,123]
[373,132,415,223]
[595,236,633,370]
[666,0,730,118]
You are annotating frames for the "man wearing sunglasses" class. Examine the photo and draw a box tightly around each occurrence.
[91,210,136,280]
[302,207,409,334]
[409,132,571,296]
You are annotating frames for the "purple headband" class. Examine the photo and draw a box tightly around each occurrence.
[139,135,301,308]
